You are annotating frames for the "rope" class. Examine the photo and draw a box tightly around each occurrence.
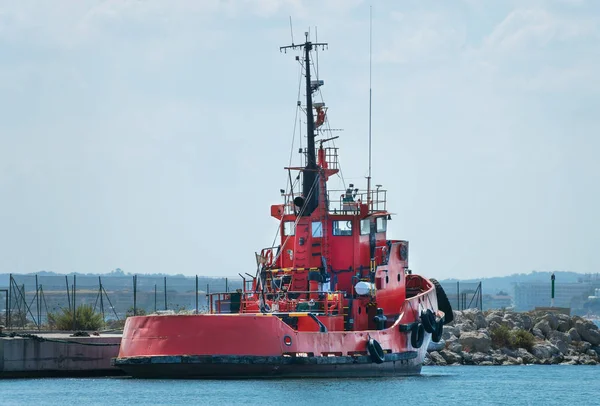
[0,332,120,347]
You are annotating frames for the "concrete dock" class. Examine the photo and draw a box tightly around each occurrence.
[0,332,123,378]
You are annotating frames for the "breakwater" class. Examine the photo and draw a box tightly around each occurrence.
[426,309,600,366]
[0,332,122,378]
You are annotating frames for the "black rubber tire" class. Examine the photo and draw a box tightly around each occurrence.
[410,323,425,349]
[421,309,436,334]
[431,319,444,343]
[367,338,385,364]
[430,278,454,325]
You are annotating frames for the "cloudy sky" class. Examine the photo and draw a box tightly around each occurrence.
[0,0,598,280]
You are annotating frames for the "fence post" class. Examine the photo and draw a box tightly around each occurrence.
[35,274,40,330]
[65,275,71,312]
[72,275,77,331]
[8,273,12,328]
[195,275,199,314]
[206,284,210,313]
[479,282,483,310]
[154,284,157,313]
[225,277,228,293]
[133,275,137,316]
[456,281,460,311]
[164,277,167,311]
[99,276,105,324]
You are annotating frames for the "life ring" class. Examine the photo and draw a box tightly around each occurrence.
[410,322,425,349]
[366,338,385,364]
[421,309,436,334]
[431,319,444,343]
[261,249,274,267]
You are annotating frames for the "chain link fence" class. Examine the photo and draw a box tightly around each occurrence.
[439,281,483,311]
[2,274,243,330]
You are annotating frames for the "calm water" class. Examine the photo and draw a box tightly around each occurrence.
[1,365,599,405]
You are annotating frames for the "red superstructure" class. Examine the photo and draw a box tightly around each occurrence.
[114,34,453,378]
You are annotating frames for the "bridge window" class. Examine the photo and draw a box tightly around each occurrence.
[283,221,295,236]
[332,220,352,236]
[376,217,387,233]
[360,219,370,235]
[312,221,323,237]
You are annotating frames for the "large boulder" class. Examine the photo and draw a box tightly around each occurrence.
[454,321,477,335]
[459,331,492,353]
[472,352,492,364]
[519,314,534,331]
[443,325,461,339]
[531,343,560,359]
[440,349,462,364]
[568,327,581,342]
[516,348,537,364]
[541,313,559,330]
[556,314,572,332]
[492,353,508,365]
[575,320,600,346]
[485,313,503,326]
[534,320,551,337]
[503,356,522,365]
[549,330,571,346]
[532,327,545,340]
[577,341,592,353]
[462,309,487,329]
[446,336,463,353]
[429,351,447,366]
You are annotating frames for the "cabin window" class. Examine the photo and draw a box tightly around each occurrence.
[332,220,352,236]
[311,221,323,237]
[360,219,370,235]
[376,217,387,233]
[283,221,295,236]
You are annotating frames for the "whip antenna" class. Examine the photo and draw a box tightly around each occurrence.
[367,6,373,208]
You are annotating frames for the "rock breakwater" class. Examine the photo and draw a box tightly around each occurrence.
[426,309,600,366]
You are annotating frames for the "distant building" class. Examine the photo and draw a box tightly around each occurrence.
[513,282,594,311]
[483,293,513,310]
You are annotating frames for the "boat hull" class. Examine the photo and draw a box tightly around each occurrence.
[113,353,422,378]
[114,284,439,378]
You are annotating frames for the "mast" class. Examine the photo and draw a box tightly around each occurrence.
[367,6,373,210]
[281,33,328,216]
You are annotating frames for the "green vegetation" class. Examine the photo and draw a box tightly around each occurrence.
[490,325,535,351]
[48,304,103,331]
[126,307,147,317]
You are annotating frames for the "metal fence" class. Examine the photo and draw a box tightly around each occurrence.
[439,281,483,311]
[2,274,243,330]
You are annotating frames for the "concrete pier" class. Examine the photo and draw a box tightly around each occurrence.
[0,332,123,378]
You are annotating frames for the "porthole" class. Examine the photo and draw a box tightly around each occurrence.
[385,276,389,284]
[358,307,362,315]
[397,274,401,282]
[283,335,293,346]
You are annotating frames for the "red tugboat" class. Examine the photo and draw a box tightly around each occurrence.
[114,34,453,378]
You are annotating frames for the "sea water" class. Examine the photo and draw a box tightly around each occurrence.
[1,365,599,405]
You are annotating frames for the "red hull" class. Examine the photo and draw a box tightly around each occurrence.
[115,287,439,378]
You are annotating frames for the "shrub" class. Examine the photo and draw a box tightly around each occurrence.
[511,329,535,352]
[490,325,512,349]
[490,325,535,351]
[48,305,103,331]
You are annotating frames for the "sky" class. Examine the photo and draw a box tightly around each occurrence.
[0,0,598,280]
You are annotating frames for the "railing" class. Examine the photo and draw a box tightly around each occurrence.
[209,290,345,317]
[328,188,387,214]
[278,188,388,216]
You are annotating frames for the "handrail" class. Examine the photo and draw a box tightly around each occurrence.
[209,290,344,316]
